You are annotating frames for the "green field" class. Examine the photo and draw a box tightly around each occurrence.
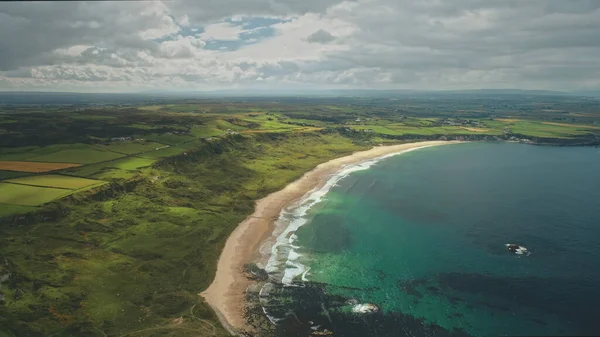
[143,133,196,145]
[0,95,599,337]
[6,174,105,190]
[0,204,39,217]
[349,124,503,136]
[111,157,156,170]
[64,157,156,178]
[27,148,124,164]
[62,162,116,178]
[0,146,41,161]
[0,183,72,206]
[94,168,138,180]
[504,120,595,138]
[136,146,188,159]
[94,141,167,155]
[189,126,223,138]
[0,144,123,163]
[0,170,33,180]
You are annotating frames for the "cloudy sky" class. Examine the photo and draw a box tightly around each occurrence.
[1,0,599,92]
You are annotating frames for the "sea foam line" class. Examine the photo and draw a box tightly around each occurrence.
[263,145,436,285]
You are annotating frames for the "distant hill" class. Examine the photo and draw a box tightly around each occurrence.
[0,88,592,105]
[570,90,600,97]
[433,89,570,96]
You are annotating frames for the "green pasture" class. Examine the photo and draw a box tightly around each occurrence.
[282,117,329,127]
[246,116,301,131]
[214,119,247,131]
[0,204,39,218]
[508,120,597,138]
[143,133,196,145]
[68,114,116,121]
[189,126,223,138]
[348,124,501,136]
[93,169,138,180]
[0,144,114,162]
[65,157,155,179]
[136,146,188,159]
[94,141,167,155]
[111,157,156,170]
[0,170,33,180]
[129,123,158,130]
[6,174,105,190]
[324,105,357,113]
[0,183,72,206]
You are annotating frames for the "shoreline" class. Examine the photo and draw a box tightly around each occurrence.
[200,140,461,334]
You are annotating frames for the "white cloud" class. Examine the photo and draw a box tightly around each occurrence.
[158,35,207,58]
[1,0,600,91]
[198,22,245,41]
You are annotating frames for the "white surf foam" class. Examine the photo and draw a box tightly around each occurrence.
[263,145,436,286]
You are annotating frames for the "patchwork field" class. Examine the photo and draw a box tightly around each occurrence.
[0,161,82,172]
[542,122,600,129]
[143,133,195,145]
[27,148,124,164]
[0,95,599,337]
[65,156,156,178]
[0,204,38,217]
[6,174,105,190]
[94,141,167,155]
[507,120,594,138]
[349,124,503,136]
[0,170,33,180]
[111,157,156,170]
[0,183,72,206]
[136,146,188,159]
[190,126,223,138]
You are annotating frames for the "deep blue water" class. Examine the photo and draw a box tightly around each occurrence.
[281,142,600,336]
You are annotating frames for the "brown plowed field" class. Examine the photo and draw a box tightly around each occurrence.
[0,161,82,173]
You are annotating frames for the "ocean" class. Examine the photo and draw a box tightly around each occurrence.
[259,142,600,337]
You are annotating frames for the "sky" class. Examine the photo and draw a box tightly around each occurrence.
[0,0,599,92]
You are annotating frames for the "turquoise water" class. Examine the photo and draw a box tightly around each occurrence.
[280,142,600,336]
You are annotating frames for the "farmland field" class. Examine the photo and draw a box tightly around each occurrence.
[136,146,188,159]
[93,168,137,180]
[27,148,124,164]
[0,161,82,172]
[0,204,39,217]
[94,141,167,155]
[0,183,72,206]
[6,174,105,190]
[63,157,156,178]
[0,170,33,180]
[111,157,155,170]
[0,93,599,337]
[190,126,223,138]
[143,133,195,145]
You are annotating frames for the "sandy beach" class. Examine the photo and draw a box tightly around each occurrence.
[200,140,460,333]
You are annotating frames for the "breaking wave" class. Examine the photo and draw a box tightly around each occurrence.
[262,145,436,286]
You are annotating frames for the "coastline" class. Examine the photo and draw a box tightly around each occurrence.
[200,140,461,334]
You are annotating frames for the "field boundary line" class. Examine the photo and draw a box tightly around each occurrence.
[1,181,74,190]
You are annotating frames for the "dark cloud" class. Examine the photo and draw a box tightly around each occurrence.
[306,29,335,43]
[168,0,354,21]
[0,0,599,91]
[0,2,176,70]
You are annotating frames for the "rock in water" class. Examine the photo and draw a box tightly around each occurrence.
[352,303,379,313]
[505,243,529,255]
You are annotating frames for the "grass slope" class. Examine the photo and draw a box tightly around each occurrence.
[5,175,105,190]
[28,149,124,164]
[94,141,167,155]
[0,132,364,337]
[0,204,39,217]
[0,183,72,206]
